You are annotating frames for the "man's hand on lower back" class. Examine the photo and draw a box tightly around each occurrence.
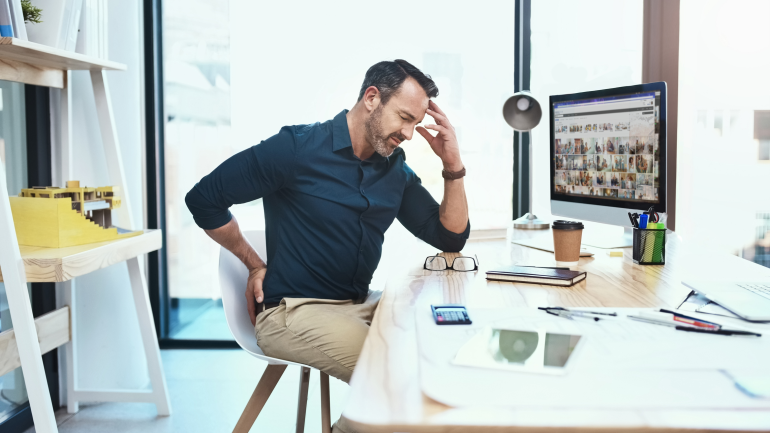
[246,266,267,326]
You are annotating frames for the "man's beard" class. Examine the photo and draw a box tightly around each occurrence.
[364,105,405,158]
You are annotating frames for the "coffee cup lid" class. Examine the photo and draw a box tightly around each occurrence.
[552,220,584,230]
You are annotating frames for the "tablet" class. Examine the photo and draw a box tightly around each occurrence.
[453,327,584,375]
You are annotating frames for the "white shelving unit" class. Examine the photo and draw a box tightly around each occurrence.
[0,37,170,432]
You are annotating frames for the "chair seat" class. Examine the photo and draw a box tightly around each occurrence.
[218,230,332,433]
[219,230,313,368]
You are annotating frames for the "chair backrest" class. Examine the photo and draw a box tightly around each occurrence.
[218,230,303,366]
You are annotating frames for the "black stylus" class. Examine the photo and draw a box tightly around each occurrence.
[675,326,761,337]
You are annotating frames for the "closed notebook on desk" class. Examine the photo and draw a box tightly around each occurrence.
[486,266,586,287]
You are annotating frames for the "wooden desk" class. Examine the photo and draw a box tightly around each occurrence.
[344,229,770,432]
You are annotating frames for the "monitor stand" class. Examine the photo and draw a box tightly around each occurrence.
[581,226,633,249]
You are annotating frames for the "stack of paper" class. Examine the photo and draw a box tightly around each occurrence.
[416,307,770,410]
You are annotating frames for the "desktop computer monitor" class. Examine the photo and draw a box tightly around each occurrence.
[549,82,667,247]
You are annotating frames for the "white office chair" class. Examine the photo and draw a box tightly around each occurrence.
[219,230,332,433]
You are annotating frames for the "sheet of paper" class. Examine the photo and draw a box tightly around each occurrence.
[723,371,770,399]
[416,307,770,410]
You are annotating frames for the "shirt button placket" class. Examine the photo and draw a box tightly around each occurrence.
[357,162,368,283]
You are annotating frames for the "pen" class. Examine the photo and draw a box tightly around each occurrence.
[546,310,601,321]
[645,205,659,223]
[539,307,617,316]
[675,326,761,337]
[521,266,571,270]
[545,310,574,320]
[628,212,637,228]
[629,315,762,336]
[659,309,722,329]
[539,307,615,318]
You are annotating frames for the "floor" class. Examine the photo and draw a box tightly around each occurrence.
[23,349,351,432]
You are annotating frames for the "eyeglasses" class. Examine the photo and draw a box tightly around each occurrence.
[424,254,479,272]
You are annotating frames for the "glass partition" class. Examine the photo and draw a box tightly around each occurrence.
[529,0,644,219]
[162,0,517,340]
[163,0,235,340]
[677,0,770,264]
[0,80,29,423]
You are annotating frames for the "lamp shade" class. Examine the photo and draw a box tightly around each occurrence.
[502,91,542,131]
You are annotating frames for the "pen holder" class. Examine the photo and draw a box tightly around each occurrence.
[632,228,666,265]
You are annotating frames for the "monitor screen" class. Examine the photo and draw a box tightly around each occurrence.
[551,89,662,206]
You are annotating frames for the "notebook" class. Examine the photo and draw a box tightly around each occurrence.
[486,266,587,287]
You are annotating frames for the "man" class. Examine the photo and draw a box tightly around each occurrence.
[185,59,469,432]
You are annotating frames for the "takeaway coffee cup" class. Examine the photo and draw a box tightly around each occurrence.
[552,220,584,264]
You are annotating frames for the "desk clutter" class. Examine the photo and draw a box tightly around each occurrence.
[417,306,770,409]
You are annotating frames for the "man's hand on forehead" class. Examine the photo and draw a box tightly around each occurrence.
[416,100,463,172]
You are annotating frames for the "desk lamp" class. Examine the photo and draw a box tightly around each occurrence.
[503,92,549,230]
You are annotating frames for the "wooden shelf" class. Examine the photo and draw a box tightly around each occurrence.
[0,306,70,377]
[0,230,161,283]
[0,37,126,88]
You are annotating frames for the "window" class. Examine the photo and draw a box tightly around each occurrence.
[161,0,517,340]
[529,0,644,217]
[229,1,515,230]
[0,81,29,423]
[163,0,234,340]
[677,0,770,258]
[756,111,770,161]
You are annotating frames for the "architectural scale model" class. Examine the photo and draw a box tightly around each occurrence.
[10,180,140,248]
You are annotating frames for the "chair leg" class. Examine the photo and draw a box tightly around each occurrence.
[320,372,331,433]
[233,364,287,433]
[295,367,311,433]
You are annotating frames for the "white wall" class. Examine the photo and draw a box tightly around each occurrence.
[62,0,149,391]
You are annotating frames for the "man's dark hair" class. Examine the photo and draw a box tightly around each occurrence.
[357,59,439,105]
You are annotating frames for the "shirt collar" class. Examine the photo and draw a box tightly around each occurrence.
[332,110,353,152]
[331,109,397,164]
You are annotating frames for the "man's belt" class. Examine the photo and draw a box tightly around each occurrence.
[257,302,281,316]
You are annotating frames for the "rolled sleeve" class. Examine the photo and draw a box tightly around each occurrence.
[185,126,297,230]
[396,163,470,252]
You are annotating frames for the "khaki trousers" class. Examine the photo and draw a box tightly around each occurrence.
[254,291,381,433]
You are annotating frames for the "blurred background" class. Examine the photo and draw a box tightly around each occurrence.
[159,0,770,342]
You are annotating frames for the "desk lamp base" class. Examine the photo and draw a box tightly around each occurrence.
[513,213,550,230]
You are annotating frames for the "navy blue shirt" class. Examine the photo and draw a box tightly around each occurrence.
[185,110,470,303]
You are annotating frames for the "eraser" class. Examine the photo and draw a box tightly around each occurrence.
[607,251,623,257]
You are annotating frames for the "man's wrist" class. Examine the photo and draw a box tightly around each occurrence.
[247,261,267,274]
[442,160,464,173]
[442,165,466,180]
[242,249,266,273]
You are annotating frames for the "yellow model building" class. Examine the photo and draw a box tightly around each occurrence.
[11,180,140,248]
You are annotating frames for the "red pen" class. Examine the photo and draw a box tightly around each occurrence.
[660,309,722,330]
[673,316,719,330]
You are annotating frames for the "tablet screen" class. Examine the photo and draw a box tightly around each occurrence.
[454,327,583,375]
